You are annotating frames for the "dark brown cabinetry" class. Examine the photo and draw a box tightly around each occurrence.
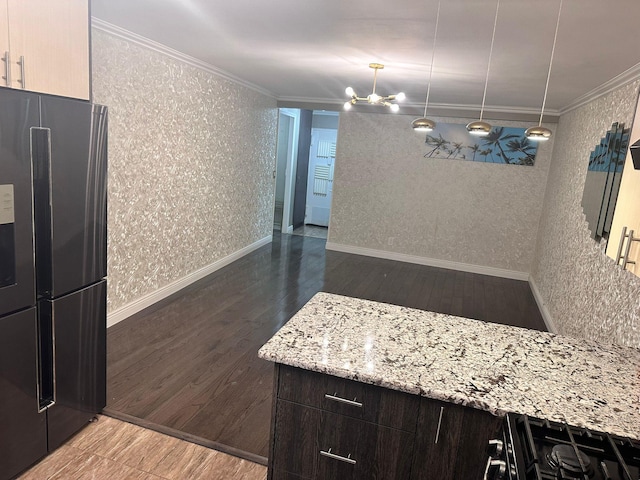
[268,364,502,480]
[410,398,502,480]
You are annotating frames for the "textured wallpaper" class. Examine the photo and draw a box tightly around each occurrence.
[329,113,554,274]
[531,80,640,348]
[91,29,278,314]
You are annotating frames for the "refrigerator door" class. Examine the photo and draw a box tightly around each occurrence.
[0,89,38,315]
[35,96,107,299]
[45,280,106,451]
[0,308,47,480]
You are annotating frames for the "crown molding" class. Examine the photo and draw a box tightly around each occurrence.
[277,95,560,115]
[559,61,640,115]
[277,97,560,122]
[91,17,276,99]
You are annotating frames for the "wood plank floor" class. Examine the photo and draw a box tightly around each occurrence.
[106,233,546,462]
[17,415,266,480]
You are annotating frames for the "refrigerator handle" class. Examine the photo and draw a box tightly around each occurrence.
[36,302,56,413]
[31,127,54,297]
[31,127,57,413]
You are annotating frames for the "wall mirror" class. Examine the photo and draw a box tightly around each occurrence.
[581,122,629,242]
[605,96,640,276]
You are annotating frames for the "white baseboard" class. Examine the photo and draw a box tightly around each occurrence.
[107,235,272,328]
[528,276,559,334]
[325,242,530,281]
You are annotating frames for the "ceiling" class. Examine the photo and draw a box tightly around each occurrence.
[91,0,640,119]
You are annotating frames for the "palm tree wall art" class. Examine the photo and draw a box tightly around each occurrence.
[423,123,539,166]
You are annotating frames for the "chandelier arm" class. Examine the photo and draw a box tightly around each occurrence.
[479,0,500,122]
[423,0,442,118]
[538,0,563,127]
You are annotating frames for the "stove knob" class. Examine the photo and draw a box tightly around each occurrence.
[488,439,504,457]
[487,459,507,480]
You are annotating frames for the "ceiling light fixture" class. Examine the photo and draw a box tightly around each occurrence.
[466,0,500,136]
[412,0,442,132]
[344,63,405,113]
[525,0,563,142]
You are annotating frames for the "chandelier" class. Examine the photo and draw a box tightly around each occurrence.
[344,63,405,113]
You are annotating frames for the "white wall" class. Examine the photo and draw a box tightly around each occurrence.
[92,28,278,317]
[328,112,554,278]
[531,80,640,348]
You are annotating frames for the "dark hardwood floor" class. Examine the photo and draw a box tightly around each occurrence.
[105,233,546,463]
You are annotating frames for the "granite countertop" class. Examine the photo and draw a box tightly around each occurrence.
[258,292,640,440]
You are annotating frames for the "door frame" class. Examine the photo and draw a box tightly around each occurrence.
[278,108,300,234]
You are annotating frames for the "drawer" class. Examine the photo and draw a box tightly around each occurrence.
[277,365,419,432]
[316,407,415,480]
[271,399,415,480]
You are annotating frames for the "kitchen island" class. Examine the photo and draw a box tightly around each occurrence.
[258,292,640,479]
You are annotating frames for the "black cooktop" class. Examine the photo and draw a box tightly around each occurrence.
[509,415,640,480]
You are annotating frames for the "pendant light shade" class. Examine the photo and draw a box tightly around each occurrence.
[524,125,552,141]
[412,117,436,132]
[466,120,493,136]
[466,0,500,136]
[412,1,441,132]
[526,0,563,142]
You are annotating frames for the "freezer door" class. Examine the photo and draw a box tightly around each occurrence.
[0,89,38,315]
[36,96,107,298]
[0,308,47,480]
[45,280,106,451]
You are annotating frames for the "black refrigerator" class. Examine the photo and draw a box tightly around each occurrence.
[0,89,107,479]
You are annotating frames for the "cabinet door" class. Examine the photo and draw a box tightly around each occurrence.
[271,400,320,479]
[0,1,9,88]
[7,0,89,99]
[411,398,502,480]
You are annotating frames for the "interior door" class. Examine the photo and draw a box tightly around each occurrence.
[292,109,312,229]
[0,88,37,315]
[305,128,337,227]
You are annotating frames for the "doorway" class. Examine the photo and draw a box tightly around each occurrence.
[273,108,300,233]
[273,109,338,238]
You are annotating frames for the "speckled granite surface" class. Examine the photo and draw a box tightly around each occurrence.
[258,292,640,440]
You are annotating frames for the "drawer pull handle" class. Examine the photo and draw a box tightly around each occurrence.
[325,393,363,408]
[320,448,357,465]
[434,406,444,444]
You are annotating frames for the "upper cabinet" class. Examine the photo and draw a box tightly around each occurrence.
[0,0,89,100]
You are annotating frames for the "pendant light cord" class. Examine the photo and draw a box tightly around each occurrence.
[479,0,500,121]
[423,0,442,118]
[538,0,563,127]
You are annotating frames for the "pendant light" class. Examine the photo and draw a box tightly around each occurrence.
[466,0,500,136]
[344,63,405,113]
[412,0,441,132]
[525,0,563,141]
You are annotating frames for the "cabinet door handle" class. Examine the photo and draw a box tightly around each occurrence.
[320,448,357,465]
[434,406,444,444]
[1,51,9,86]
[325,393,363,408]
[17,56,25,89]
